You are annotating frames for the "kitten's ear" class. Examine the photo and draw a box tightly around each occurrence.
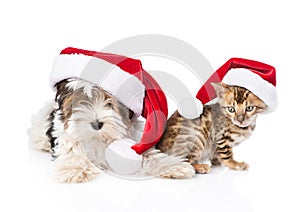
[256,102,268,113]
[256,107,266,114]
[211,82,225,97]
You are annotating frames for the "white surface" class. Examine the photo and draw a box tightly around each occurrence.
[1,0,299,211]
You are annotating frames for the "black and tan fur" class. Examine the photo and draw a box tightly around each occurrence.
[157,83,267,174]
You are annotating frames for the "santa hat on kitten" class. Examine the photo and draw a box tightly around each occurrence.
[50,47,168,174]
[178,58,277,119]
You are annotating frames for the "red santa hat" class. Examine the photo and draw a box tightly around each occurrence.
[50,47,168,174]
[178,58,277,119]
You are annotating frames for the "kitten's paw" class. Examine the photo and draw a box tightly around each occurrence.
[211,157,221,166]
[232,161,249,171]
[223,160,249,171]
[193,164,210,174]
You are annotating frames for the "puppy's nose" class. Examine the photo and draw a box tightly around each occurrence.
[91,120,104,130]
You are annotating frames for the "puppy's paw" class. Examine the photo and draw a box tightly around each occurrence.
[54,167,101,183]
[159,162,195,179]
[53,153,101,183]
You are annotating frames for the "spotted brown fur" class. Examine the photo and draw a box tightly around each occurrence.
[157,83,267,174]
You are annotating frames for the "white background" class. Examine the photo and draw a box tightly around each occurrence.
[1,0,299,211]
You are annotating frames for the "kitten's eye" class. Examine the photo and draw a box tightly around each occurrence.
[246,106,255,112]
[227,107,235,113]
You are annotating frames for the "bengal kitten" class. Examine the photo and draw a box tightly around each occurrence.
[156,83,267,175]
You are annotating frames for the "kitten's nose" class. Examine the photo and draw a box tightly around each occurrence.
[91,120,104,130]
[237,115,245,123]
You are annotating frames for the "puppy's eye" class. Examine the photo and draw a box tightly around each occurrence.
[227,107,235,113]
[105,102,113,108]
[246,106,255,112]
[129,109,134,119]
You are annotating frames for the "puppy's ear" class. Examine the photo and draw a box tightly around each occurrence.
[55,79,69,92]
[55,79,71,102]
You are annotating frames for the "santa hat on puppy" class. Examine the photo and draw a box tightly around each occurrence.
[50,47,168,174]
[178,58,277,119]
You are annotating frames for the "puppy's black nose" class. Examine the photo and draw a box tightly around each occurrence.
[91,121,104,130]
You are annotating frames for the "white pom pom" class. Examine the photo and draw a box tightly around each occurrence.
[105,138,142,174]
[178,97,203,119]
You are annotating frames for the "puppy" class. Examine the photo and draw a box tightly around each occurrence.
[28,78,195,183]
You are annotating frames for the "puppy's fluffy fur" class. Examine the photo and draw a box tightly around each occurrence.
[28,78,194,183]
